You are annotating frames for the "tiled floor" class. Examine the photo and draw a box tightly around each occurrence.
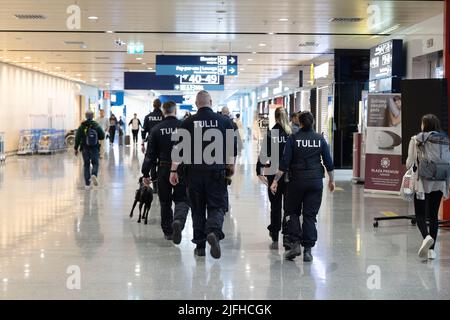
[0,142,449,300]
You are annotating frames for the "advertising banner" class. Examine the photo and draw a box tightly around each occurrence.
[364,93,405,193]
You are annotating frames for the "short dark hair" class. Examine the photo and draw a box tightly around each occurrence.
[421,114,441,132]
[162,101,176,115]
[298,111,315,130]
[153,99,162,109]
[236,114,241,119]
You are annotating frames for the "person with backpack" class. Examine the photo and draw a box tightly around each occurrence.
[74,110,106,190]
[406,114,450,260]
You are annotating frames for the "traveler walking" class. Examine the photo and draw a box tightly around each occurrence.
[128,114,143,145]
[406,114,450,260]
[270,111,335,262]
[109,114,118,145]
[74,110,106,190]
[95,109,109,158]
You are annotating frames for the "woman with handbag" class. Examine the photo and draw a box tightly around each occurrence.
[406,114,450,260]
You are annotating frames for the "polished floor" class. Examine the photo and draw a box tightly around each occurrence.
[0,142,449,300]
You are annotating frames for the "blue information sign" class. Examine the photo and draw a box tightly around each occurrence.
[156,55,238,76]
[124,72,225,91]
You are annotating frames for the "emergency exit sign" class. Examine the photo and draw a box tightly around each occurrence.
[127,43,144,55]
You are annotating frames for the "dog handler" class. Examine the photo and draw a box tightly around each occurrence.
[142,101,190,243]
[270,111,335,262]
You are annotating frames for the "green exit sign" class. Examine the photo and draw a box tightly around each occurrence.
[127,43,144,55]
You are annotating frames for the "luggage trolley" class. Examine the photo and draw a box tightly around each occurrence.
[0,132,5,162]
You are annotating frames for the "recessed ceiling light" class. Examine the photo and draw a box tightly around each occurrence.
[106,30,114,33]
[136,57,143,60]
[76,74,82,76]
[247,58,253,61]
[268,32,275,35]
[88,16,98,20]
[55,67,61,69]
[279,18,289,22]
[147,67,153,70]
[24,56,31,59]
[259,43,266,47]
[240,68,245,71]
[252,51,257,54]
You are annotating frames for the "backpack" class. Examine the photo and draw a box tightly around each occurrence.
[85,124,99,147]
[417,132,450,181]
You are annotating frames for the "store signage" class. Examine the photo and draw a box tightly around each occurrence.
[124,72,224,91]
[314,62,329,79]
[369,39,403,81]
[127,43,144,55]
[364,93,405,193]
[156,55,238,76]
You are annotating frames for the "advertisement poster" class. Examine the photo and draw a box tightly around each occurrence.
[364,93,405,193]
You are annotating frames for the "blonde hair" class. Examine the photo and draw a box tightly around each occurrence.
[275,107,292,135]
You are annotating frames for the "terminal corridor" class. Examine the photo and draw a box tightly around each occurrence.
[0,144,449,300]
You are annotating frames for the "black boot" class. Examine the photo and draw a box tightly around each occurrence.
[303,247,313,262]
[284,242,302,261]
[194,246,206,257]
[172,220,182,245]
[207,233,221,259]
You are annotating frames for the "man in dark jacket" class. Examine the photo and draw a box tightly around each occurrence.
[141,99,164,193]
[74,110,106,190]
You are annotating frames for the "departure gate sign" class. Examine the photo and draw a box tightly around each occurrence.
[156,55,238,76]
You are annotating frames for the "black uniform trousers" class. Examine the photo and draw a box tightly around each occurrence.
[285,178,323,248]
[266,175,287,236]
[186,169,227,248]
[157,166,190,236]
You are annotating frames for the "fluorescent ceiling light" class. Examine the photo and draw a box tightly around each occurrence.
[88,16,98,20]
[278,18,289,22]
[259,43,266,47]
[136,57,143,60]
[268,32,274,35]
[247,58,253,61]
[24,56,31,59]
[106,31,114,33]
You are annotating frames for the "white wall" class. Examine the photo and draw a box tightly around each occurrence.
[389,13,444,79]
[0,62,96,153]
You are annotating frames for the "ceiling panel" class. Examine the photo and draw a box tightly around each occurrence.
[0,0,444,101]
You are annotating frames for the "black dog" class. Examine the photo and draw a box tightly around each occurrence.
[130,177,153,224]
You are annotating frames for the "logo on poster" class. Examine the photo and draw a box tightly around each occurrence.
[380,157,391,169]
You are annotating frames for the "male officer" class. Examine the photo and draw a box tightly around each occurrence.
[141,99,164,193]
[142,101,190,243]
[270,111,335,262]
[170,91,236,259]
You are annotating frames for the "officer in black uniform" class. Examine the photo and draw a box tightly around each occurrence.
[141,99,164,193]
[270,111,335,262]
[142,101,190,244]
[256,107,291,248]
[170,91,237,259]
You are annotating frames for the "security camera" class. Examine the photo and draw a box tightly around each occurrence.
[374,130,402,150]
[115,39,126,46]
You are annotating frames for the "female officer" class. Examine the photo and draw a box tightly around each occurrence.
[270,111,335,262]
[256,107,291,248]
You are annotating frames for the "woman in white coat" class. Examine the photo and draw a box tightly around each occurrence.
[406,114,450,260]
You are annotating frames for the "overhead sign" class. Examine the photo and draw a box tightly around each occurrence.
[127,43,144,55]
[156,55,238,76]
[124,72,224,91]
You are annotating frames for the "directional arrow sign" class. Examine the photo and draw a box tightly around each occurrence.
[156,55,238,76]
